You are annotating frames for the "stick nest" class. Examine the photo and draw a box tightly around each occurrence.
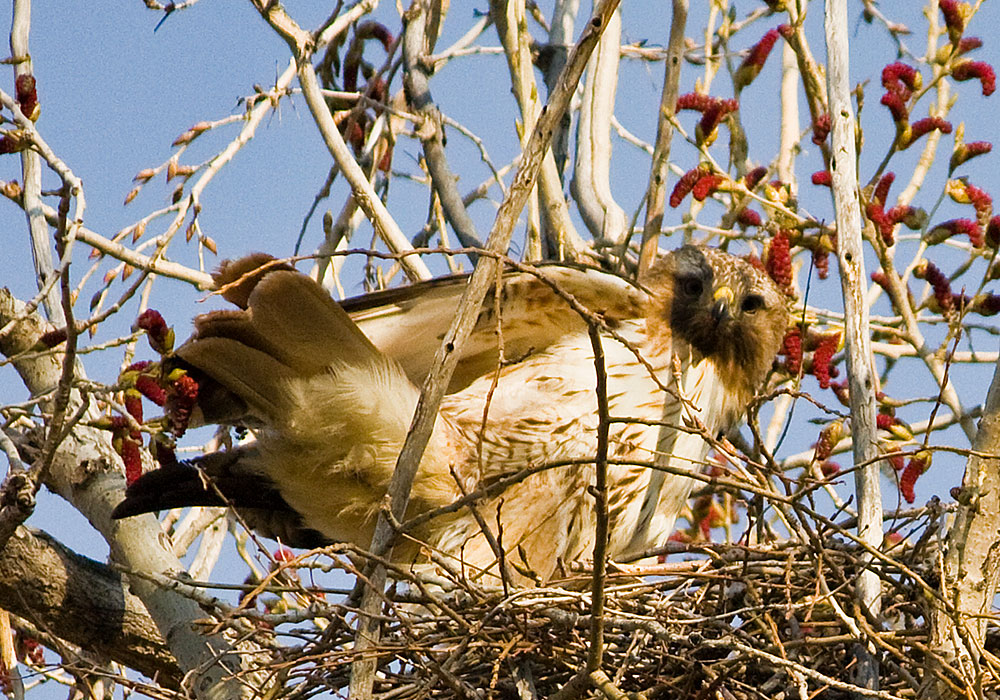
[227,505,989,700]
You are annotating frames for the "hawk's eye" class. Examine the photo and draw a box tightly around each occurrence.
[680,277,704,297]
[741,294,765,314]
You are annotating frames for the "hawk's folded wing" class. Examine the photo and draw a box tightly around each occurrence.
[343,264,647,390]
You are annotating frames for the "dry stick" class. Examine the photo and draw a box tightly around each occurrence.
[401,4,482,260]
[824,1,882,693]
[638,0,687,276]
[586,326,610,673]
[345,3,622,698]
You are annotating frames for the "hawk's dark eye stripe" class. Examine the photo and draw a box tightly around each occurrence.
[680,277,703,297]
[741,294,765,313]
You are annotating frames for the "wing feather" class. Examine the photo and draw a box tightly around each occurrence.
[346,264,647,389]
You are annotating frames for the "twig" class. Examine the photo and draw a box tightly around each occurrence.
[586,325,610,672]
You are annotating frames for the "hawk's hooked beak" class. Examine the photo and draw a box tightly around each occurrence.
[712,286,734,324]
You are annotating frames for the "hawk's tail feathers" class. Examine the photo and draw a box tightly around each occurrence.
[176,255,386,423]
[111,450,332,549]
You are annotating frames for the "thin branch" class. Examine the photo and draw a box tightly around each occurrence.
[638,0,687,274]
[586,325,610,672]
[401,2,481,261]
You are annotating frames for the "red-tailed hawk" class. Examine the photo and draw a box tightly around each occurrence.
[113,246,789,584]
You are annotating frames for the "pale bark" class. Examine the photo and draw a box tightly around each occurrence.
[824,0,883,692]
[571,7,626,246]
[924,352,1000,699]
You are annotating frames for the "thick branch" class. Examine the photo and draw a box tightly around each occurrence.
[0,525,179,684]
[926,351,1000,698]
[571,6,626,246]
[489,0,588,261]
[824,0,882,692]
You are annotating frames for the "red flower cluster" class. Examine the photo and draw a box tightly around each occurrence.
[881,63,922,94]
[951,140,992,172]
[957,37,983,55]
[670,165,725,207]
[744,166,768,190]
[867,207,906,245]
[915,260,958,314]
[676,92,739,145]
[693,174,724,201]
[879,90,908,123]
[925,218,984,248]
[970,293,1000,316]
[899,453,931,504]
[905,117,952,148]
[734,28,782,90]
[939,0,967,42]
[15,74,38,121]
[987,216,1000,247]
[873,172,895,204]
[870,271,891,294]
[737,209,762,227]
[867,172,898,244]
[961,182,994,227]
[812,113,831,145]
[819,461,840,477]
[779,326,841,387]
[166,373,199,437]
[880,62,922,125]
[812,247,830,279]
[811,170,832,187]
[109,415,143,485]
[134,309,175,355]
[780,326,802,374]
[811,332,840,389]
[765,229,793,289]
[884,453,904,472]
[953,60,996,96]
[876,413,898,431]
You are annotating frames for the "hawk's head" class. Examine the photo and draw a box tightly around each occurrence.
[644,245,790,402]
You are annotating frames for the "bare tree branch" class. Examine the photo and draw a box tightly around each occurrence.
[824,0,883,691]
